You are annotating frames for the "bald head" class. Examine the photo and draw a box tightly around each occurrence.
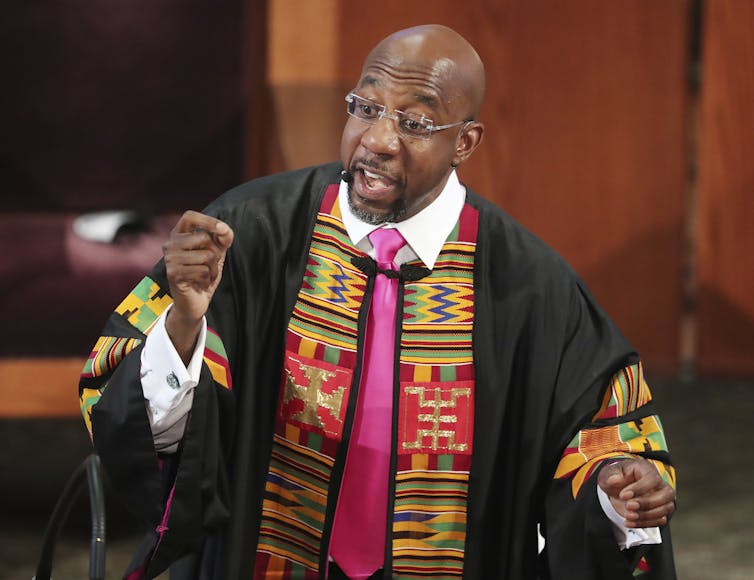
[362,25,486,119]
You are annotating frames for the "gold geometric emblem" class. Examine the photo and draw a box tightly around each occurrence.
[402,385,472,452]
[283,359,347,432]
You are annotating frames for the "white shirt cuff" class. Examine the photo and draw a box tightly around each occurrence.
[597,485,662,549]
[140,304,207,452]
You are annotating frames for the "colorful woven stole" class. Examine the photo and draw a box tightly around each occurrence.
[255,185,478,579]
[391,204,477,579]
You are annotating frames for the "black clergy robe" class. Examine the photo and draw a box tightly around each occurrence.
[80,162,676,579]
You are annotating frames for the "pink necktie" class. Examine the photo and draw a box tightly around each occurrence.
[330,228,406,579]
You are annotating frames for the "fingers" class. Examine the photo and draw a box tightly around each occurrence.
[167,247,221,273]
[623,485,676,527]
[164,212,234,277]
[618,460,665,501]
[167,262,218,287]
[164,241,222,284]
[172,210,234,250]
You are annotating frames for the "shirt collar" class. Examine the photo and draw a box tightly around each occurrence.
[338,171,466,270]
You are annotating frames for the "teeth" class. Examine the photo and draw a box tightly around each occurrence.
[360,168,393,192]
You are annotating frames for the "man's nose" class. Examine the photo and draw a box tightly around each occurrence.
[360,115,401,156]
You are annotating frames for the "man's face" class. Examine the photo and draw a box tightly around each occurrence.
[340,53,467,224]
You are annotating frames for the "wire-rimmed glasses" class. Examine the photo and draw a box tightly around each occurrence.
[345,93,472,141]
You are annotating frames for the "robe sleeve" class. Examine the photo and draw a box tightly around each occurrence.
[76,165,336,578]
[78,258,237,577]
[541,282,677,579]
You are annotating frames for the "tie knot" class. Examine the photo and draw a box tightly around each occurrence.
[368,228,406,268]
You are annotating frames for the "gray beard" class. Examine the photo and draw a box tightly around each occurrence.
[347,184,407,224]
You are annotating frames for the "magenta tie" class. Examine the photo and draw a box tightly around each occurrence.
[330,228,406,579]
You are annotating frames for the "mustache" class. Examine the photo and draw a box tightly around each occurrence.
[349,158,399,181]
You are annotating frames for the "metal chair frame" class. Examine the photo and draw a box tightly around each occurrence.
[33,453,106,580]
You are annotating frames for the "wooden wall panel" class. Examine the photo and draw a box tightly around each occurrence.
[696,0,754,376]
[497,2,689,375]
[0,359,84,417]
[269,1,689,374]
[264,0,342,170]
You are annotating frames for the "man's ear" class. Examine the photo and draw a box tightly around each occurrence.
[451,122,485,168]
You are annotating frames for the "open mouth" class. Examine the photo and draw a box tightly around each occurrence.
[354,167,397,200]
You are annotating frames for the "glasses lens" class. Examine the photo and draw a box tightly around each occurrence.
[347,94,382,122]
[396,112,433,140]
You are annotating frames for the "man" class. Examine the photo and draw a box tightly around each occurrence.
[80,25,676,579]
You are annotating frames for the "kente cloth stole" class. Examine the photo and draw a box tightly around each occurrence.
[254,184,478,579]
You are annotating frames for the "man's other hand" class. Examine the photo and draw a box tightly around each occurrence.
[597,458,676,528]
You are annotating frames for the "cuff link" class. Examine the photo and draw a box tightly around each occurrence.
[166,371,181,389]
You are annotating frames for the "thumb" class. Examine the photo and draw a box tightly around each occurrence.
[213,220,234,250]
[598,460,631,497]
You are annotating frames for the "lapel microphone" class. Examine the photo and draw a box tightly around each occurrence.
[341,170,354,184]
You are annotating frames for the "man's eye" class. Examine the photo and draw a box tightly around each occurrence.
[402,118,426,133]
[360,104,377,117]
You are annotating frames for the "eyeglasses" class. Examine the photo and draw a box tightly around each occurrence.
[345,93,472,141]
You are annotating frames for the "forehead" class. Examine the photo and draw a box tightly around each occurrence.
[356,48,462,115]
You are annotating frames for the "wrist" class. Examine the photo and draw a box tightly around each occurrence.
[165,307,203,362]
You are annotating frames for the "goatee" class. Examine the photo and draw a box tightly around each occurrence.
[347,183,407,225]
